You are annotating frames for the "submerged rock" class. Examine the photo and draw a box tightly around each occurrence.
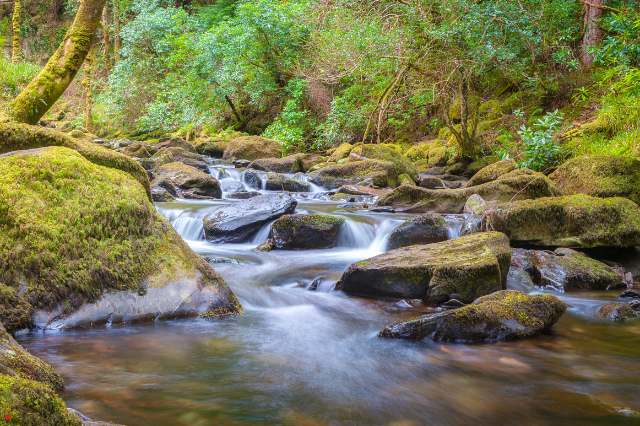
[310,159,399,189]
[465,159,517,187]
[482,195,640,248]
[260,214,345,250]
[597,301,640,322]
[377,169,558,213]
[203,193,297,242]
[550,155,640,205]
[379,290,566,343]
[0,147,240,331]
[387,213,449,250]
[337,232,511,303]
[151,162,222,200]
[223,136,281,161]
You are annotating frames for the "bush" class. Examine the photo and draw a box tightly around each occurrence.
[517,110,564,171]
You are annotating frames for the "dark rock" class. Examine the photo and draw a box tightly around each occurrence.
[234,159,251,168]
[151,185,176,202]
[418,174,467,189]
[151,162,222,200]
[597,301,640,322]
[379,290,566,343]
[620,290,640,299]
[262,214,345,250]
[203,193,297,242]
[226,191,261,200]
[264,173,310,192]
[387,213,449,249]
[310,160,399,189]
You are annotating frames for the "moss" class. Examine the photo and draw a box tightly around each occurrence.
[310,159,400,188]
[249,154,306,173]
[0,147,239,328]
[0,284,31,332]
[0,375,81,425]
[223,135,282,161]
[350,143,417,179]
[398,173,415,186]
[405,140,451,168]
[328,143,354,162]
[466,159,517,187]
[266,214,346,250]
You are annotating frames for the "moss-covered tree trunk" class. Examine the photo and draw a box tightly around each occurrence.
[82,46,96,131]
[101,5,112,71]
[11,0,21,63]
[113,0,121,63]
[581,0,604,67]
[8,0,107,124]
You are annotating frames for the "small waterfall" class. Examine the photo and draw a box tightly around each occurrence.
[443,214,482,239]
[252,221,274,245]
[291,173,324,193]
[210,165,253,195]
[337,219,377,248]
[159,209,205,241]
[367,220,399,253]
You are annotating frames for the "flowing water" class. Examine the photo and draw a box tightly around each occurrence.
[18,163,640,426]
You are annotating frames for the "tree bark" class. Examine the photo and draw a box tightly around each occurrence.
[82,46,96,132]
[113,0,121,63]
[9,0,107,124]
[101,4,112,70]
[11,0,21,63]
[581,0,604,67]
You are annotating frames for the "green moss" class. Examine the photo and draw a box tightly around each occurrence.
[223,136,282,161]
[328,143,354,162]
[350,143,417,179]
[311,159,400,188]
[466,159,516,187]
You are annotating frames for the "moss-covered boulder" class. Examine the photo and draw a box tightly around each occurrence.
[193,138,225,158]
[349,143,417,179]
[377,169,559,213]
[151,162,222,201]
[0,147,240,330]
[264,173,310,192]
[379,290,566,343]
[465,159,517,187]
[596,301,640,322]
[549,155,640,205]
[223,136,282,161]
[483,195,640,248]
[337,232,511,303]
[309,159,399,189]
[406,139,451,168]
[249,154,306,174]
[148,146,209,172]
[328,143,354,162]
[387,214,449,250]
[417,173,466,190]
[260,214,345,250]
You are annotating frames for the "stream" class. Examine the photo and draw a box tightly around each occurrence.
[18,161,640,426]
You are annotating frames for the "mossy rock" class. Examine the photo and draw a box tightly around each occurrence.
[337,232,511,303]
[349,143,417,179]
[0,147,240,330]
[483,195,640,248]
[261,214,345,250]
[151,162,222,200]
[149,146,209,172]
[328,143,354,162]
[549,155,640,205]
[466,159,517,187]
[309,159,400,189]
[193,138,226,158]
[406,140,451,168]
[249,154,306,174]
[0,374,81,425]
[596,302,640,322]
[387,214,449,250]
[264,173,310,192]
[380,290,566,343]
[223,136,282,161]
[377,169,559,213]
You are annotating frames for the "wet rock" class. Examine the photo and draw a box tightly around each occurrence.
[417,174,466,189]
[596,301,640,322]
[149,146,209,172]
[377,169,559,213]
[550,155,640,205]
[151,162,222,200]
[223,136,281,161]
[220,179,245,194]
[337,232,511,303]
[233,159,251,168]
[387,213,449,250]
[482,195,640,248]
[465,159,517,187]
[310,159,400,189]
[203,193,297,243]
[120,141,157,158]
[337,185,391,198]
[264,173,310,192]
[226,191,260,200]
[193,139,225,158]
[0,147,240,330]
[243,169,265,189]
[150,185,176,202]
[379,290,566,343]
[464,194,491,215]
[620,290,640,299]
[512,248,626,292]
[261,214,345,250]
[249,154,306,174]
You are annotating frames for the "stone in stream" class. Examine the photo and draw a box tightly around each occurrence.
[226,191,261,200]
[376,169,559,213]
[222,136,282,161]
[147,146,209,172]
[379,290,567,343]
[482,194,640,248]
[386,213,450,250]
[151,162,222,200]
[463,194,493,215]
[203,193,297,243]
[596,301,640,322]
[309,159,400,189]
[336,232,511,303]
[249,154,309,173]
[259,214,345,250]
[264,173,310,192]
[220,179,245,194]
[511,248,626,292]
[417,174,466,189]
[0,147,241,332]
[465,159,517,187]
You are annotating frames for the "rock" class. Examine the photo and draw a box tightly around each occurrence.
[550,155,640,204]
[223,136,281,161]
[203,193,297,242]
[243,169,265,189]
[151,162,222,200]
[597,301,640,322]
[387,214,449,250]
[120,141,157,158]
[261,214,345,250]
[328,143,354,162]
[405,140,451,168]
[337,185,391,198]
[465,159,517,187]
[233,159,251,168]
[226,191,260,200]
[482,195,640,248]
[0,147,240,330]
[249,154,306,173]
[193,138,225,158]
[417,174,466,189]
[310,160,400,189]
[379,290,566,343]
[377,169,559,213]
[150,185,176,202]
[620,290,640,299]
[264,173,310,192]
[349,143,417,179]
[512,248,625,291]
[149,146,209,172]
[220,179,245,194]
[337,232,511,303]
[464,194,491,215]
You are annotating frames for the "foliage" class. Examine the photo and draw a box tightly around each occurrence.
[0,56,39,100]
[517,110,564,171]
[593,3,640,67]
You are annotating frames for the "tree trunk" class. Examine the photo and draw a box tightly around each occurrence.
[11,0,21,63]
[83,46,96,132]
[113,0,121,63]
[9,0,107,124]
[581,0,604,67]
[102,4,112,70]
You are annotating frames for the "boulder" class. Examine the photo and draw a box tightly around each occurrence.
[0,147,240,330]
[337,232,511,303]
[377,169,559,213]
[148,146,209,172]
[379,290,566,343]
[193,138,225,158]
[249,154,306,173]
[387,213,450,250]
[597,301,640,322]
[483,195,640,248]
[223,136,281,161]
[417,174,466,189]
[226,191,260,200]
[465,159,517,187]
[550,155,640,204]
[151,162,222,200]
[349,143,417,179]
[328,143,354,162]
[260,214,345,250]
[310,159,399,189]
[512,248,625,291]
[264,173,310,192]
[464,194,492,215]
[203,193,297,242]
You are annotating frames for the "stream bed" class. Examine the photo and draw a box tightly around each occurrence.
[18,164,640,426]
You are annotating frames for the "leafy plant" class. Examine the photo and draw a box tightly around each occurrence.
[517,110,564,171]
